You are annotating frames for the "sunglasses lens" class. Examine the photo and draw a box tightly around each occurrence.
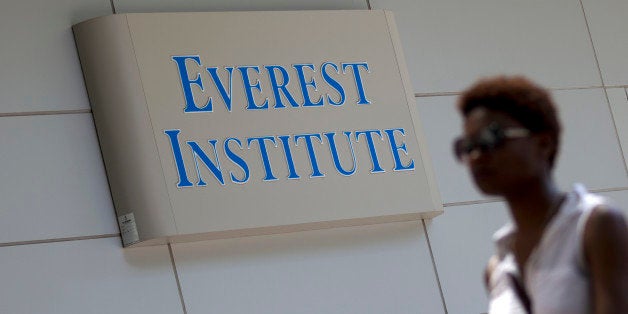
[453,138,472,160]
[479,127,500,148]
[453,123,529,161]
[453,132,500,161]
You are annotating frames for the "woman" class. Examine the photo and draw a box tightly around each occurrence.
[453,76,628,313]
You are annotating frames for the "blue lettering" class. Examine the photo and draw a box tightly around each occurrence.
[247,136,278,181]
[172,55,210,112]
[384,128,415,171]
[224,137,250,184]
[294,133,325,178]
[321,62,345,106]
[355,129,385,173]
[342,62,371,105]
[277,135,300,179]
[324,132,356,176]
[265,65,300,109]
[238,66,269,110]
[206,67,234,112]
[293,63,323,107]
[187,140,225,186]
[164,129,194,187]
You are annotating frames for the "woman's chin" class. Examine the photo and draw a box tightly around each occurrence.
[473,178,507,196]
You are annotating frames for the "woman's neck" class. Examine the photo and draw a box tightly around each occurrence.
[504,178,564,232]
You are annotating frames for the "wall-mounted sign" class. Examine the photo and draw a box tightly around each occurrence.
[74,10,442,247]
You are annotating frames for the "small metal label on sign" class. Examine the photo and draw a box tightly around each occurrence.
[118,213,140,246]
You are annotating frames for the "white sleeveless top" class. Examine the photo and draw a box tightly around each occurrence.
[487,184,608,314]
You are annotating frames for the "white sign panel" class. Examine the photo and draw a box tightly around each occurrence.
[74,11,442,247]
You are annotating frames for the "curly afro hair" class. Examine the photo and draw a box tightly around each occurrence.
[457,75,562,168]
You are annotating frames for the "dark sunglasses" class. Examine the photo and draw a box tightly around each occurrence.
[453,122,530,162]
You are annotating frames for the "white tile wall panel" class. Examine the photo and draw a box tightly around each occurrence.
[581,0,628,86]
[113,0,367,13]
[425,201,510,314]
[597,189,628,218]
[416,89,628,204]
[553,89,628,190]
[0,114,118,244]
[415,95,485,204]
[172,221,444,314]
[607,88,628,172]
[0,237,183,314]
[370,0,601,93]
[0,0,112,114]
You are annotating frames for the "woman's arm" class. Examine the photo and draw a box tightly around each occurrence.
[584,206,628,314]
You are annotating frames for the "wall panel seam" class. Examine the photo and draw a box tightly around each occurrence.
[414,86,623,98]
[443,187,628,208]
[168,244,188,314]
[578,1,628,175]
[421,219,449,314]
[0,233,119,248]
[110,0,116,14]
[579,0,606,88]
[0,109,91,117]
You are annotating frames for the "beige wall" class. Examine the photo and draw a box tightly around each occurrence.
[1,1,627,313]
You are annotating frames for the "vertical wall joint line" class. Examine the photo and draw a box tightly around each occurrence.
[110,0,117,14]
[579,0,605,88]
[421,219,449,314]
[168,244,188,314]
[579,0,628,176]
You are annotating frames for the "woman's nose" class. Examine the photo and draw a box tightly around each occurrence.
[465,148,485,164]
